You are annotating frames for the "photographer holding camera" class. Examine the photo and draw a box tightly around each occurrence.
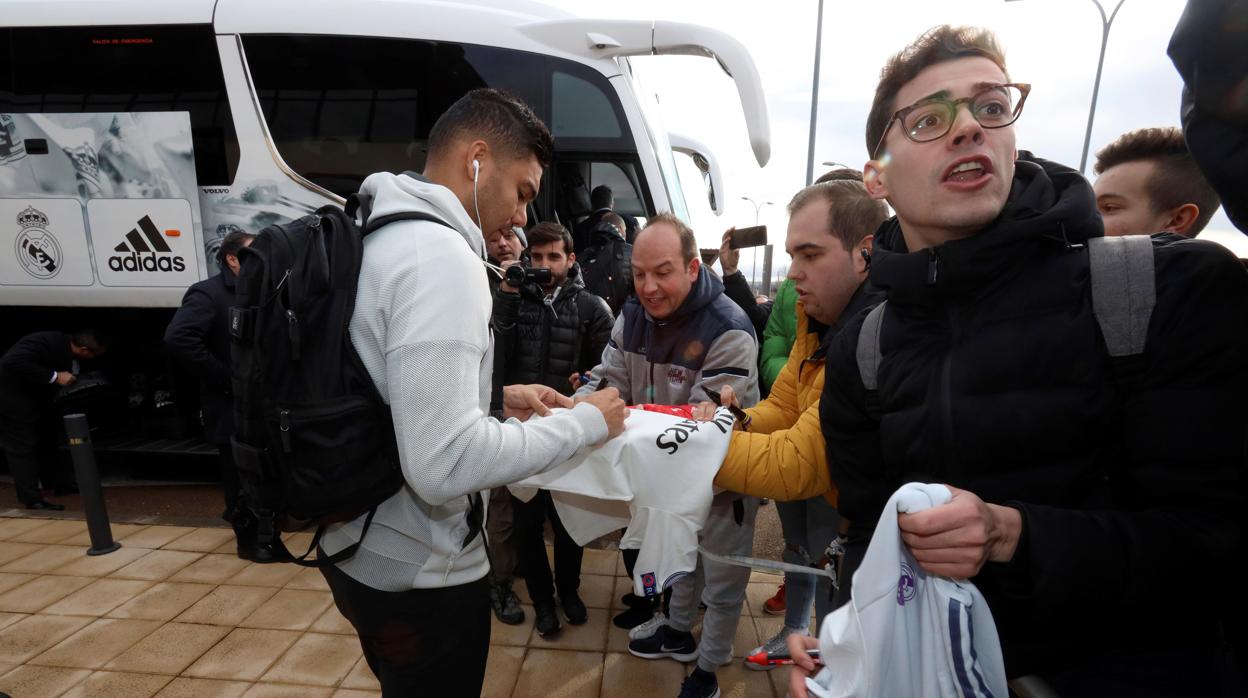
[492,221,615,638]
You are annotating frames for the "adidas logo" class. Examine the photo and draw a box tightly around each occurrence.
[108,215,186,272]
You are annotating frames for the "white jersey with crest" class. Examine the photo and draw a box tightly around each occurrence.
[807,482,1008,698]
[510,406,735,596]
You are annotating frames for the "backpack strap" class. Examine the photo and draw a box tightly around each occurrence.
[361,210,454,237]
[288,507,381,568]
[1087,235,1156,358]
[855,301,887,420]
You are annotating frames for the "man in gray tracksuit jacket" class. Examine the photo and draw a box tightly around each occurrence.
[317,89,625,697]
[576,213,759,698]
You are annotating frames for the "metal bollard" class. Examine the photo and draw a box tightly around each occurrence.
[62,413,121,556]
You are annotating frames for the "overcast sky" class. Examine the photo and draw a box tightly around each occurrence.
[546,0,1245,282]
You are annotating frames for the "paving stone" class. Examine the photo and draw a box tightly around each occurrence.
[241,682,333,697]
[481,645,524,698]
[42,578,154,617]
[239,589,333,631]
[0,544,84,573]
[260,632,361,686]
[153,677,251,698]
[225,561,302,588]
[8,520,87,544]
[0,542,44,566]
[0,575,93,613]
[0,613,92,663]
[104,622,231,675]
[162,528,235,553]
[0,664,92,696]
[106,582,215,621]
[600,651,686,698]
[51,546,152,577]
[109,549,204,581]
[28,617,162,669]
[0,519,59,542]
[119,526,197,549]
[169,553,251,584]
[340,656,379,691]
[176,585,278,626]
[59,669,173,697]
[183,627,301,682]
[513,648,604,698]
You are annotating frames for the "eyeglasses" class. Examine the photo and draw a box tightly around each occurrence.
[872,83,1031,158]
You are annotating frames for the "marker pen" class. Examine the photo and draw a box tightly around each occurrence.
[744,648,822,667]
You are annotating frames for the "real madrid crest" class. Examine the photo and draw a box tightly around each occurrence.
[15,206,62,280]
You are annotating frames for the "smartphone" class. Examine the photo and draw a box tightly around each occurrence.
[700,248,721,266]
[729,225,768,249]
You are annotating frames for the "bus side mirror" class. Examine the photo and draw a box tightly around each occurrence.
[669,133,725,216]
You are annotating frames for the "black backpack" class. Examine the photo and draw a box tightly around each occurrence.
[579,224,633,316]
[229,195,448,566]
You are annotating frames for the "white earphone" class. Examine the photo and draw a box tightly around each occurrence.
[471,159,483,232]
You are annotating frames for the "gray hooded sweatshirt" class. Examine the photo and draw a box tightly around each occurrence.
[320,172,608,591]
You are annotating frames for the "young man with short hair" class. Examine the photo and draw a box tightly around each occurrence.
[316,89,627,697]
[792,26,1247,698]
[494,221,615,637]
[1093,126,1221,237]
[701,178,888,668]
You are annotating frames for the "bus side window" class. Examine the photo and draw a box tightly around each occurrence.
[0,25,239,187]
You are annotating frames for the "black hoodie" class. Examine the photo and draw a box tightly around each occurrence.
[821,154,1248,691]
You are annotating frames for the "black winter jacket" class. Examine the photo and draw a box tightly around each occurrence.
[721,270,771,339]
[820,155,1248,687]
[578,222,634,316]
[164,271,237,445]
[493,264,614,395]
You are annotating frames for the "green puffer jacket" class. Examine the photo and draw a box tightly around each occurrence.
[759,279,797,391]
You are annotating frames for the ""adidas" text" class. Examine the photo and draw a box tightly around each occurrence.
[108,252,186,272]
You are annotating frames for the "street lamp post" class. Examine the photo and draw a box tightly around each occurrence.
[1079,0,1126,174]
[806,0,825,186]
[1007,0,1126,173]
[740,196,773,292]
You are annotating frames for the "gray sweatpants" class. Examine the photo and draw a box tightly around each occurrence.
[667,492,759,673]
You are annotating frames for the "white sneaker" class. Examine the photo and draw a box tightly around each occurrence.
[746,626,807,671]
[628,612,669,640]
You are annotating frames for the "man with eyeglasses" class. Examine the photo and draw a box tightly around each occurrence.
[788,25,1247,698]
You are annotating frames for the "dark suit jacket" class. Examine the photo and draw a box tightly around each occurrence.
[164,271,236,444]
[0,331,73,420]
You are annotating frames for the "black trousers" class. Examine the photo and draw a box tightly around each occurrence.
[217,445,240,517]
[0,417,43,506]
[512,490,582,606]
[320,564,490,697]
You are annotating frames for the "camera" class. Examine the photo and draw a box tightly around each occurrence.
[505,264,552,287]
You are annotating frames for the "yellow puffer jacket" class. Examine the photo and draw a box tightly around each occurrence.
[712,303,836,503]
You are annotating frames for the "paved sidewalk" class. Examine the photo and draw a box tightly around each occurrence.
[0,515,794,697]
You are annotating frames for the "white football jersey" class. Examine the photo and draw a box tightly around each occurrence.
[806,482,1008,698]
[511,406,735,596]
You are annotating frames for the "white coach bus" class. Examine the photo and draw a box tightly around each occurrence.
[0,0,769,455]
